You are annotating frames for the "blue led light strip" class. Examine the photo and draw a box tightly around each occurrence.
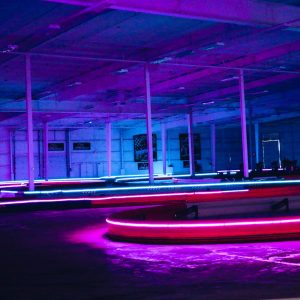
[2,179,300,196]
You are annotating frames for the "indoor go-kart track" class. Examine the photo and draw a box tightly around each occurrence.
[1,175,300,300]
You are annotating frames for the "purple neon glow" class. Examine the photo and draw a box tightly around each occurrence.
[106,217,300,228]
[69,223,300,270]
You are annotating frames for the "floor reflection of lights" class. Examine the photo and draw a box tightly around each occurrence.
[68,222,300,278]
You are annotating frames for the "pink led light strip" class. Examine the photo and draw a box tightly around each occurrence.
[106,218,300,228]
[0,189,249,206]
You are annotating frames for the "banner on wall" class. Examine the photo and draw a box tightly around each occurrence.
[48,143,65,151]
[73,142,91,151]
[179,133,201,160]
[133,134,157,162]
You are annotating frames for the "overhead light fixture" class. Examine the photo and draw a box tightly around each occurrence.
[1,44,18,53]
[220,76,239,82]
[249,90,269,95]
[178,86,185,90]
[151,57,172,64]
[116,68,129,74]
[202,101,215,105]
[67,81,82,87]
[201,41,225,51]
[48,24,61,30]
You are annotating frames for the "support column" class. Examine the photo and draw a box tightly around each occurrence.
[25,54,35,191]
[106,121,112,177]
[37,130,42,178]
[119,128,124,175]
[248,107,254,170]
[239,69,249,178]
[161,122,167,175]
[210,124,216,172]
[43,123,49,180]
[187,112,195,177]
[9,129,15,180]
[65,129,71,178]
[145,64,154,184]
[254,123,260,164]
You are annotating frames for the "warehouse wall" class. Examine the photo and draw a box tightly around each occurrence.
[167,126,211,174]
[0,118,300,180]
[215,126,243,171]
[69,128,120,178]
[0,128,11,180]
[260,119,300,167]
[14,130,42,180]
[122,124,212,175]
[3,128,120,180]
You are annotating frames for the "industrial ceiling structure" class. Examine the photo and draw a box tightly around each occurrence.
[1,0,300,129]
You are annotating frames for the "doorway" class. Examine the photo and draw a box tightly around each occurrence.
[262,139,281,168]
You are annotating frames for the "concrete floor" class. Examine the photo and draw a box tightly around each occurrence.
[1,208,300,300]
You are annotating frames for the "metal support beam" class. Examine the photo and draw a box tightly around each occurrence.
[255,123,260,164]
[119,128,124,174]
[109,0,300,28]
[210,124,216,172]
[152,40,300,95]
[65,129,71,178]
[38,130,42,179]
[239,69,249,178]
[106,121,112,177]
[190,72,300,107]
[25,54,35,191]
[187,112,195,177]
[47,0,300,29]
[248,108,254,170]
[145,64,154,184]
[43,123,49,180]
[9,129,15,181]
[161,122,167,175]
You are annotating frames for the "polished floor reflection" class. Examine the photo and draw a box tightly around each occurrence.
[1,208,300,300]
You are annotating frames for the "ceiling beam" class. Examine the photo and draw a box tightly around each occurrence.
[39,39,300,104]
[149,110,240,131]
[0,113,25,122]
[150,39,300,94]
[190,72,300,104]
[0,104,165,115]
[0,2,110,68]
[47,0,300,28]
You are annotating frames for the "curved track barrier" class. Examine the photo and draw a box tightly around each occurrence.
[106,205,300,244]
[1,184,300,212]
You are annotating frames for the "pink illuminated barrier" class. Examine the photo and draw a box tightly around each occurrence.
[106,205,300,243]
[1,185,300,210]
[0,178,105,191]
[91,185,300,207]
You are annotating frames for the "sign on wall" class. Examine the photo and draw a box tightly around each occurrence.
[73,142,91,151]
[179,133,201,160]
[133,134,157,162]
[48,143,65,151]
